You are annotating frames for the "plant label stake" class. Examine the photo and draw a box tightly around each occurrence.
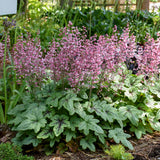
[0,0,17,16]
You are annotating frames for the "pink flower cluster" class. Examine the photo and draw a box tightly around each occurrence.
[13,36,46,85]
[0,42,4,62]
[0,23,160,88]
[136,34,160,76]
[45,25,160,87]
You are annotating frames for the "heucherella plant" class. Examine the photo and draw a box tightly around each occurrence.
[3,22,160,154]
[0,35,26,124]
[13,35,46,86]
[1,23,159,89]
[44,23,160,88]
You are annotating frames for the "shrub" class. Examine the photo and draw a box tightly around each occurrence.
[0,142,34,160]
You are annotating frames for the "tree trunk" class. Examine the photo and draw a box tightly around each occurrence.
[136,0,150,11]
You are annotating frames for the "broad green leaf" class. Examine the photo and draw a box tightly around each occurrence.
[20,134,40,147]
[49,115,70,136]
[46,97,59,107]
[86,100,106,120]
[7,104,26,115]
[74,102,86,118]
[119,105,141,126]
[44,108,56,119]
[78,115,103,135]
[80,136,96,152]
[139,112,148,125]
[108,128,133,150]
[124,89,138,103]
[64,130,76,142]
[95,132,107,144]
[102,103,120,123]
[46,92,64,107]
[156,109,160,120]
[124,75,143,88]
[17,108,47,133]
[37,126,55,139]
[50,139,56,147]
[70,116,83,131]
[130,123,152,139]
[12,132,41,147]
[8,114,24,126]
[78,121,89,135]
[145,98,160,109]
[79,90,88,99]
[22,95,33,104]
[59,92,82,114]
[90,93,98,101]
[149,115,160,131]
[149,82,160,98]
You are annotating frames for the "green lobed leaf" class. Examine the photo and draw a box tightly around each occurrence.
[37,126,55,139]
[46,92,64,107]
[49,115,70,136]
[79,90,88,99]
[149,82,160,98]
[78,115,104,135]
[7,104,26,115]
[130,123,152,139]
[74,102,86,118]
[149,115,160,131]
[8,114,24,126]
[16,108,47,133]
[119,105,141,126]
[95,132,107,144]
[80,136,96,152]
[124,89,138,103]
[64,129,77,142]
[12,132,41,147]
[59,92,82,114]
[70,116,83,131]
[108,128,133,150]
[156,109,160,120]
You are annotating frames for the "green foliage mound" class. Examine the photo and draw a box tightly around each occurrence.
[0,142,34,160]
[8,67,160,153]
[105,144,134,160]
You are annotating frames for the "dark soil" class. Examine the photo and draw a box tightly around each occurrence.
[1,124,160,160]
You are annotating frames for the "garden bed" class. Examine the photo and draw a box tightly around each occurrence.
[1,124,160,160]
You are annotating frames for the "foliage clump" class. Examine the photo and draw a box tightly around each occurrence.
[105,144,134,160]
[7,70,160,153]
[0,142,34,160]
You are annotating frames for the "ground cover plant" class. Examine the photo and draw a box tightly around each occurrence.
[0,142,34,160]
[0,1,160,158]
[0,22,159,156]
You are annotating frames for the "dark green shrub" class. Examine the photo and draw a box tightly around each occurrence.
[0,142,34,160]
